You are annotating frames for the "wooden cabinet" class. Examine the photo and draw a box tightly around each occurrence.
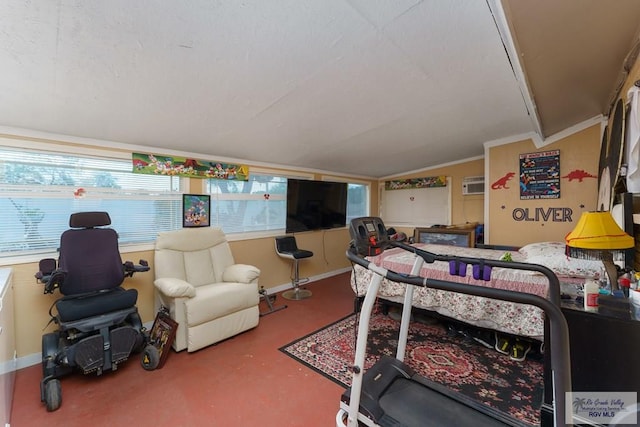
[541,299,640,426]
[0,268,15,426]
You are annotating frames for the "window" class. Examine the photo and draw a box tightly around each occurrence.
[321,176,370,225]
[346,183,368,223]
[206,173,287,233]
[0,144,372,258]
[206,175,369,234]
[0,147,182,257]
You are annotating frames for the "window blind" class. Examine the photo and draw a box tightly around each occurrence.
[0,147,182,257]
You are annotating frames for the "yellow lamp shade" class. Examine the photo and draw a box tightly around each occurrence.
[565,211,634,250]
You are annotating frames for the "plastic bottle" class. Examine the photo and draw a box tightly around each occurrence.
[619,277,631,298]
[584,279,599,312]
[599,266,611,295]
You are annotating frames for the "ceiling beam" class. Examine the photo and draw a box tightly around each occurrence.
[486,0,544,139]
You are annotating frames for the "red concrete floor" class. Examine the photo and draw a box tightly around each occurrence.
[10,272,356,427]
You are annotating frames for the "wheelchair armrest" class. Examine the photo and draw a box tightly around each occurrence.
[42,269,67,294]
[124,259,150,277]
[35,258,66,294]
[35,258,57,282]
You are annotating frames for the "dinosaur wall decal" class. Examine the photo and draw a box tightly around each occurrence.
[561,169,598,182]
[491,172,515,189]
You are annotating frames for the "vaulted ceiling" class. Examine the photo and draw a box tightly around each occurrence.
[1,1,639,178]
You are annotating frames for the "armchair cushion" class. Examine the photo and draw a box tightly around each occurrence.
[154,277,196,298]
[185,282,259,326]
[222,264,260,284]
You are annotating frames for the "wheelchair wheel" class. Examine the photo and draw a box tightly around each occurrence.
[132,331,146,354]
[42,332,60,378]
[141,344,160,371]
[127,311,143,331]
[44,379,62,412]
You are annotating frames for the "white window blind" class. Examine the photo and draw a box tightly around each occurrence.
[0,147,182,257]
[346,183,369,222]
[206,174,287,233]
[206,174,370,233]
[0,145,372,258]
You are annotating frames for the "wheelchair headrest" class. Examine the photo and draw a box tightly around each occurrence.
[69,212,112,228]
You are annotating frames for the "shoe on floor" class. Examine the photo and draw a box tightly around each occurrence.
[388,309,413,322]
[510,339,532,362]
[414,312,439,325]
[494,332,511,355]
[471,329,495,349]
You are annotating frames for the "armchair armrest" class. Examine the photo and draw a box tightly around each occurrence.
[154,277,196,298]
[222,264,260,284]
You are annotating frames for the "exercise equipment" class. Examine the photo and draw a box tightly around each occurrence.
[337,217,572,427]
[259,286,287,316]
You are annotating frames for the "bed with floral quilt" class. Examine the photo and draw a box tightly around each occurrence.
[350,241,603,341]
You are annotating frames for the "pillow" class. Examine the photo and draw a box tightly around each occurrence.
[518,241,566,258]
[524,253,603,279]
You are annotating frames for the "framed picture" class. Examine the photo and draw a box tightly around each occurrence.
[182,194,211,227]
[148,309,178,369]
[519,149,560,200]
[413,227,475,248]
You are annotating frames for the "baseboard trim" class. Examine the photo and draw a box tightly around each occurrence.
[15,268,352,370]
[16,353,39,371]
[264,267,351,296]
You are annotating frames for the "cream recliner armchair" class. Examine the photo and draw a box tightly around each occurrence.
[153,227,260,352]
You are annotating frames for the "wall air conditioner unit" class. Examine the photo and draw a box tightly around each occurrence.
[462,176,485,195]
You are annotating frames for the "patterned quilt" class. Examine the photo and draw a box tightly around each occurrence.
[350,244,564,340]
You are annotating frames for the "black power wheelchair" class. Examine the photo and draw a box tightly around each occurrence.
[35,212,159,411]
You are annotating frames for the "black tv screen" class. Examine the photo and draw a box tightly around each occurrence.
[286,179,348,233]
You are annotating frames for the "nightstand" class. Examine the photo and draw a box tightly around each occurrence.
[540,295,640,426]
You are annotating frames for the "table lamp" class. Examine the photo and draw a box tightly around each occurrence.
[565,211,634,291]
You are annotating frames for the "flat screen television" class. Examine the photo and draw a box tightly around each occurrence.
[286,179,348,233]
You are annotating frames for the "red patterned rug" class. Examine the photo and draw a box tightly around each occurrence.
[279,312,543,426]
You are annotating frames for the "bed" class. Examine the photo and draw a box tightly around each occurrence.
[350,241,604,341]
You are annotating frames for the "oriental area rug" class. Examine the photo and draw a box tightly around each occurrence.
[279,312,544,426]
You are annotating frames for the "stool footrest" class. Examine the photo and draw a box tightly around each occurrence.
[282,288,312,300]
